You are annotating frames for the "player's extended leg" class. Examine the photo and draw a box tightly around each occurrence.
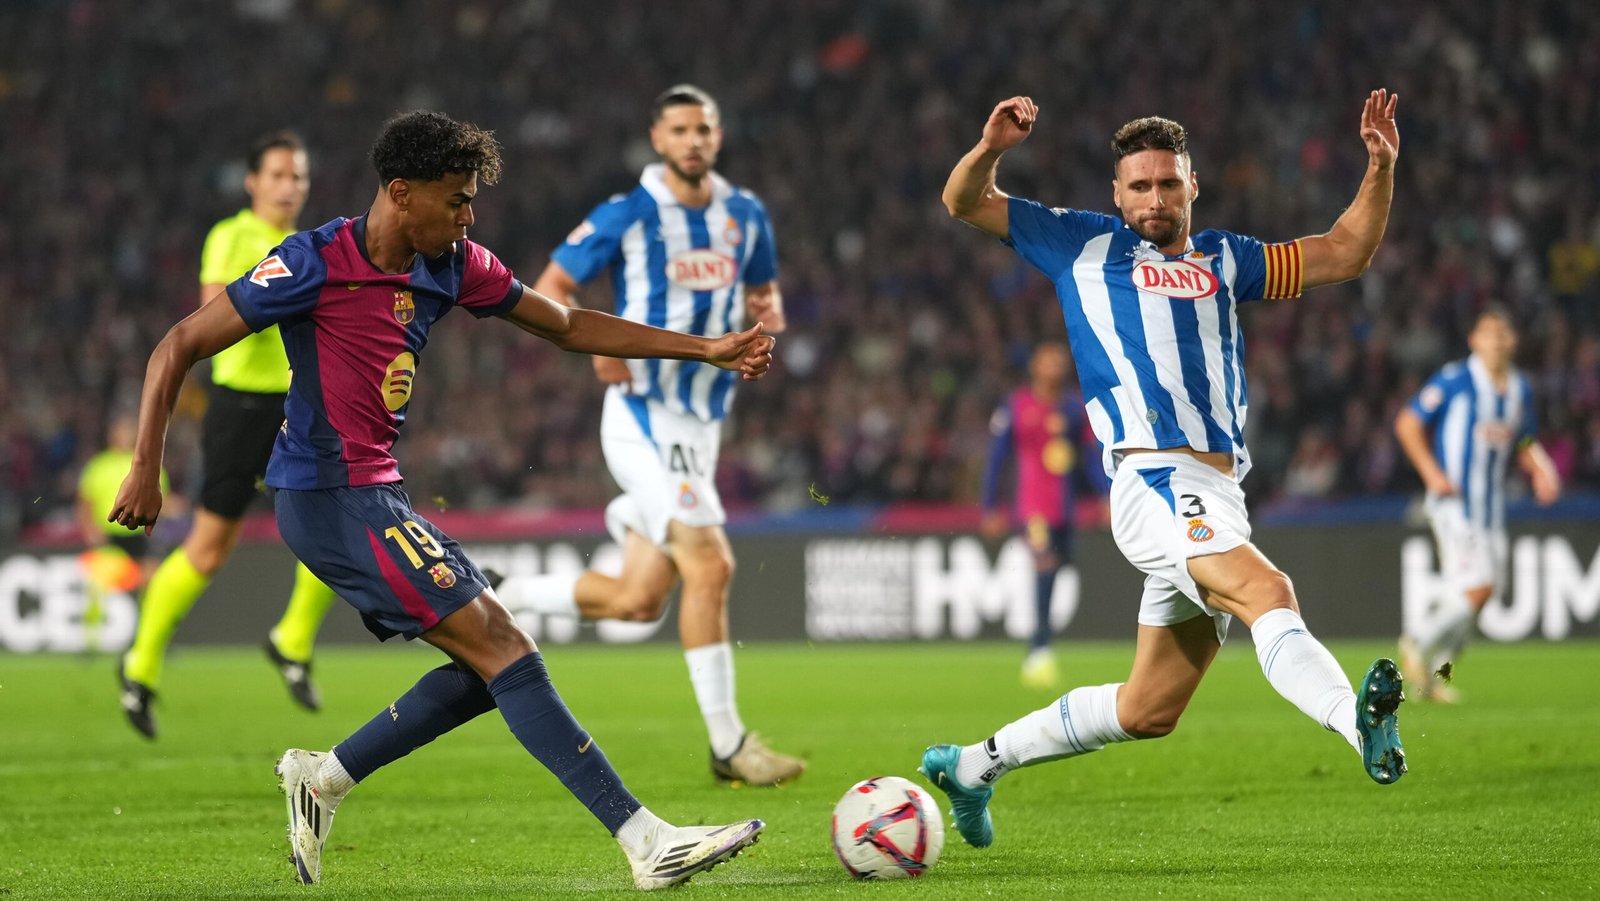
[1190,543,1405,784]
[264,562,339,711]
[923,614,1216,848]
[491,528,677,621]
[118,509,243,738]
[668,520,806,786]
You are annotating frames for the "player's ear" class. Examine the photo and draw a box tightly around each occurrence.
[387,178,410,211]
[1190,169,1199,203]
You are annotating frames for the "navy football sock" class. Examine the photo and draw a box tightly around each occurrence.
[334,660,496,782]
[488,652,641,834]
[1031,571,1056,650]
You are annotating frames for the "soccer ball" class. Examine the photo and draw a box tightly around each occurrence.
[830,775,944,880]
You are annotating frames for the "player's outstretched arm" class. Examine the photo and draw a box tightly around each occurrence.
[533,261,632,385]
[1300,89,1400,290]
[109,299,253,532]
[503,286,776,379]
[943,97,1037,240]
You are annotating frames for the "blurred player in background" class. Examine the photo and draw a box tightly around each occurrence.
[980,342,1106,690]
[118,131,338,738]
[1394,305,1560,701]
[494,85,804,786]
[922,90,1408,850]
[109,110,774,889]
[79,414,169,651]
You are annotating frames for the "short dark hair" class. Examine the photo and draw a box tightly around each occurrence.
[1111,117,1188,174]
[369,111,502,185]
[247,130,306,173]
[1475,302,1515,330]
[652,84,719,122]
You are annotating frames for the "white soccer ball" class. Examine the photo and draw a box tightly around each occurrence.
[830,775,945,880]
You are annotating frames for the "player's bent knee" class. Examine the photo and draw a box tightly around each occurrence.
[1123,710,1181,739]
[610,591,670,622]
[1465,585,1494,609]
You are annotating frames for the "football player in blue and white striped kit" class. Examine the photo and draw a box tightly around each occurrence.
[496,86,804,786]
[922,90,1408,849]
[1394,306,1560,701]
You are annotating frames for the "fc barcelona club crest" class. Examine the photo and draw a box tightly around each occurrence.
[428,562,456,588]
[393,290,416,325]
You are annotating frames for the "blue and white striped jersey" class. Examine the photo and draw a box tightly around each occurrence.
[1005,197,1304,481]
[1409,355,1537,531]
[552,163,778,422]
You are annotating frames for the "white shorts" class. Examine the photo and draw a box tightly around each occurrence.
[1110,453,1252,643]
[600,387,726,549]
[1424,495,1504,594]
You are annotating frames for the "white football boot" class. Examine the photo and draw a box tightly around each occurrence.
[623,817,765,890]
[275,749,345,884]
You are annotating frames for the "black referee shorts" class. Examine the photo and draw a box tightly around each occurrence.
[198,385,287,519]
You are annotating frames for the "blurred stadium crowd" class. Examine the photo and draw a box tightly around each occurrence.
[3,0,1597,541]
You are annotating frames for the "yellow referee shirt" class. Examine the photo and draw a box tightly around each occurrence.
[78,449,168,536]
[200,208,293,393]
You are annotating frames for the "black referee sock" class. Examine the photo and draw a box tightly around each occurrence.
[334,660,496,782]
[488,651,642,835]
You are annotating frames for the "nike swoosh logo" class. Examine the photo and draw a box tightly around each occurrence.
[347,282,363,291]
[578,737,593,754]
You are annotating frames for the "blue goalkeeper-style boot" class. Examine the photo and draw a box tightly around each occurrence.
[919,744,995,848]
[1356,658,1408,785]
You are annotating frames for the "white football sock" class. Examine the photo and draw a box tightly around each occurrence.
[1413,591,1475,673]
[1251,608,1360,752]
[956,683,1132,787]
[495,573,581,617]
[684,642,745,759]
[615,805,669,856]
[320,749,356,798]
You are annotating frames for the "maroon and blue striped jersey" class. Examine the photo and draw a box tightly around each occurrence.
[227,216,522,489]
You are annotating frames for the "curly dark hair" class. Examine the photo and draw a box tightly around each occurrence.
[369,110,502,185]
[1110,116,1188,174]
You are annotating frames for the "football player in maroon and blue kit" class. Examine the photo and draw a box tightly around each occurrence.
[980,342,1107,690]
[110,110,773,891]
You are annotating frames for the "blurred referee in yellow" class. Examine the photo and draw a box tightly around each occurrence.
[118,131,337,739]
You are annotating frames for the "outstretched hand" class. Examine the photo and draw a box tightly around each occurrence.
[1360,89,1399,170]
[707,321,776,380]
[981,96,1037,154]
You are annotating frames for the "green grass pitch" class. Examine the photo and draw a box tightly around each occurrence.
[3,640,1597,898]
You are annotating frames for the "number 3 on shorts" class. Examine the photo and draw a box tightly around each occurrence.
[383,520,445,568]
[1180,494,1207,517]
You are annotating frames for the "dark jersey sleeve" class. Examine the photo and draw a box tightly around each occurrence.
[456,240,523,318]
[226,232,326,331]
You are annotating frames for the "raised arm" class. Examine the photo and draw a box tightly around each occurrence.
[109,298,254,532]
[1299,90,1400,289]
[501,284,774,377]
[942,96,1038,241]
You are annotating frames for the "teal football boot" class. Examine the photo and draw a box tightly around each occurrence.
[919,744,995,848]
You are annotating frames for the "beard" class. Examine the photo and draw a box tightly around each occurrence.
[1131,211,1186,248]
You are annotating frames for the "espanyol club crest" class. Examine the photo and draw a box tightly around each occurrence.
[723,216,743,246]
[1186,518,1214,542]
[678,482,700,509]
[393,290,416,325]
[428,562,456,588]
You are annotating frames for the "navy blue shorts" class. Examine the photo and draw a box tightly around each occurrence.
[275,483,488,641]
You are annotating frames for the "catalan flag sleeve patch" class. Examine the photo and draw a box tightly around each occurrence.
[1261,240,1303,299]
